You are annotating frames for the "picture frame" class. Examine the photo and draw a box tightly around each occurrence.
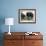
[18,9,36,23]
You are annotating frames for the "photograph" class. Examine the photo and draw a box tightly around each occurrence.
[18,9,36,23]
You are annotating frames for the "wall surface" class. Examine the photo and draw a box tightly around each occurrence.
[0,0,46,46]
[0,0,46,32]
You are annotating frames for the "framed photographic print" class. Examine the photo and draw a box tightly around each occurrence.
[18,9,36,23]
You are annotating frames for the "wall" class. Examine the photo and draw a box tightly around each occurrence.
[0,0,46,46]
[0,0,46,32]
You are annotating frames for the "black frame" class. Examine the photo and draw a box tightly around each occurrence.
[18,9,36,24]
